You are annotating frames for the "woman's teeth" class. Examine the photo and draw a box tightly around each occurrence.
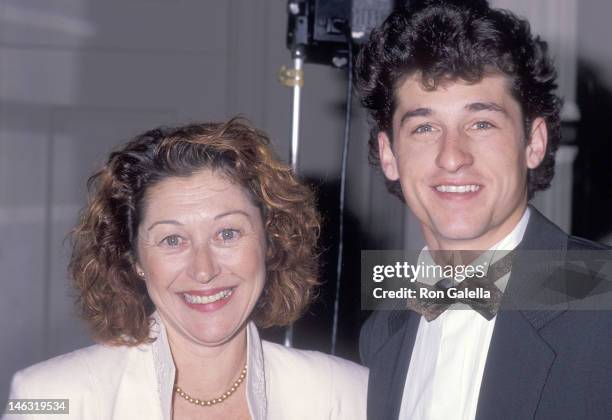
[435,184,480,193]
[183,289,232,304]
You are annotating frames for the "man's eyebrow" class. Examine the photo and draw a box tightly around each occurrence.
[147,220,182,231]
[466,102,508,116]
[398,108,431,126]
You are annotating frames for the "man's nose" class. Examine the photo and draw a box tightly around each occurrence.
[435,130,474,172]
[187,243,220,284]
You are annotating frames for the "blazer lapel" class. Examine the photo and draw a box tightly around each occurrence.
[367,310,420,420]
[476,207,569,419]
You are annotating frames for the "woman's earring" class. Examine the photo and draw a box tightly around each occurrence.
[138,271,145,278]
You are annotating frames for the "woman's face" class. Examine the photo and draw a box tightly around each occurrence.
[135,169,266,347]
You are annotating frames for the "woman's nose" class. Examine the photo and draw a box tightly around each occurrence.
[188,244,220,284]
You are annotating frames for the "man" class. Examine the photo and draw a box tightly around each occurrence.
[354,1,612,419]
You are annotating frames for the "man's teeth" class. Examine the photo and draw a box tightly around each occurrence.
[435,185,480,193]
[183,289,232,304]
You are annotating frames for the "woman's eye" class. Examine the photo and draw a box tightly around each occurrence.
[161,235,182,247]
[218,228,240,242]
[473,121,494,130]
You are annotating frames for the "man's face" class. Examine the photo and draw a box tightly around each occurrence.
[378,74,547,250]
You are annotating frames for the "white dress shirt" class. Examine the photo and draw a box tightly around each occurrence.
[399,208,531,420]
[6,313,368,420]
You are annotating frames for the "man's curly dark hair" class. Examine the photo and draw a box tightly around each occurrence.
[354,0,562,201]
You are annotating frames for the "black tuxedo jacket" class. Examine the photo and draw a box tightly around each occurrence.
[360,207,612,419]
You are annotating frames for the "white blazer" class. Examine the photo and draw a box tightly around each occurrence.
[5,315,368,420]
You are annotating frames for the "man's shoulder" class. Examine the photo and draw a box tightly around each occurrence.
[567,234,611,251]
[360,311,392,342]
[525,206,611,252]
[359,310,414,365]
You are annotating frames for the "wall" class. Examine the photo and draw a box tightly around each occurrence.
[0,0,354,404]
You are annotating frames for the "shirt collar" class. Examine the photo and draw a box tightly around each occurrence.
[416,207,531,287]
[149,312,267,420]
[492,206,531,252]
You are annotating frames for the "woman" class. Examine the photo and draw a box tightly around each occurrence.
[7,118,367,419]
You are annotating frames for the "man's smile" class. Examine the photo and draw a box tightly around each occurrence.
[433,184,482,193]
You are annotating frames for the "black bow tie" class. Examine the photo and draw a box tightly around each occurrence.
[407,250,515,321]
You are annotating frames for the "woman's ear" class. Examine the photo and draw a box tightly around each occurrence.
[134,263,145,279]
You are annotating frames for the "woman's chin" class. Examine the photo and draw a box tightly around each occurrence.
[179,316,247,347]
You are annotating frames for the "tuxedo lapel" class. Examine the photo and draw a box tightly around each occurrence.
[476,207,569,419]
[368,310,420,420]
[475,310,556,419]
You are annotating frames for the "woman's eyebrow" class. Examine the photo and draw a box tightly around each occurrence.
[214,210,252,221]
[147,220,182,231]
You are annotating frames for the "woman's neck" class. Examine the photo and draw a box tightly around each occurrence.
[166,325,248,398]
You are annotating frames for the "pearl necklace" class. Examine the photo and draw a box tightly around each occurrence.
[174,364,247,407]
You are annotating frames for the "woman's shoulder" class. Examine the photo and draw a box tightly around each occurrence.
[261,340,368,419]
[9,343,138,397]
[262,339,367,381]
[8,343,162,419]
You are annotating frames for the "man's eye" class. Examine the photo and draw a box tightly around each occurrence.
[161,235,182,247]
[473,121,494,130]
[413,124,434,134]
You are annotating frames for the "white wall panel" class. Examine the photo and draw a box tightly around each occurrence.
[492,0,579,121]
[0,48,82,106]
[0,0,227,54]
[0,47,228,116]
[0,107,50,403]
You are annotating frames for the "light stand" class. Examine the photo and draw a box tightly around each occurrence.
[278,46,305,347]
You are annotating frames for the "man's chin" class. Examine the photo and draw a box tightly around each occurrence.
[426,222,491,249]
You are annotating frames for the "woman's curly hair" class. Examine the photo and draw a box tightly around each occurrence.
[354,0,562,200]
[70,117,320,345]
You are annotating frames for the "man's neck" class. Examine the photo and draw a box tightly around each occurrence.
[423,206,530,252]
